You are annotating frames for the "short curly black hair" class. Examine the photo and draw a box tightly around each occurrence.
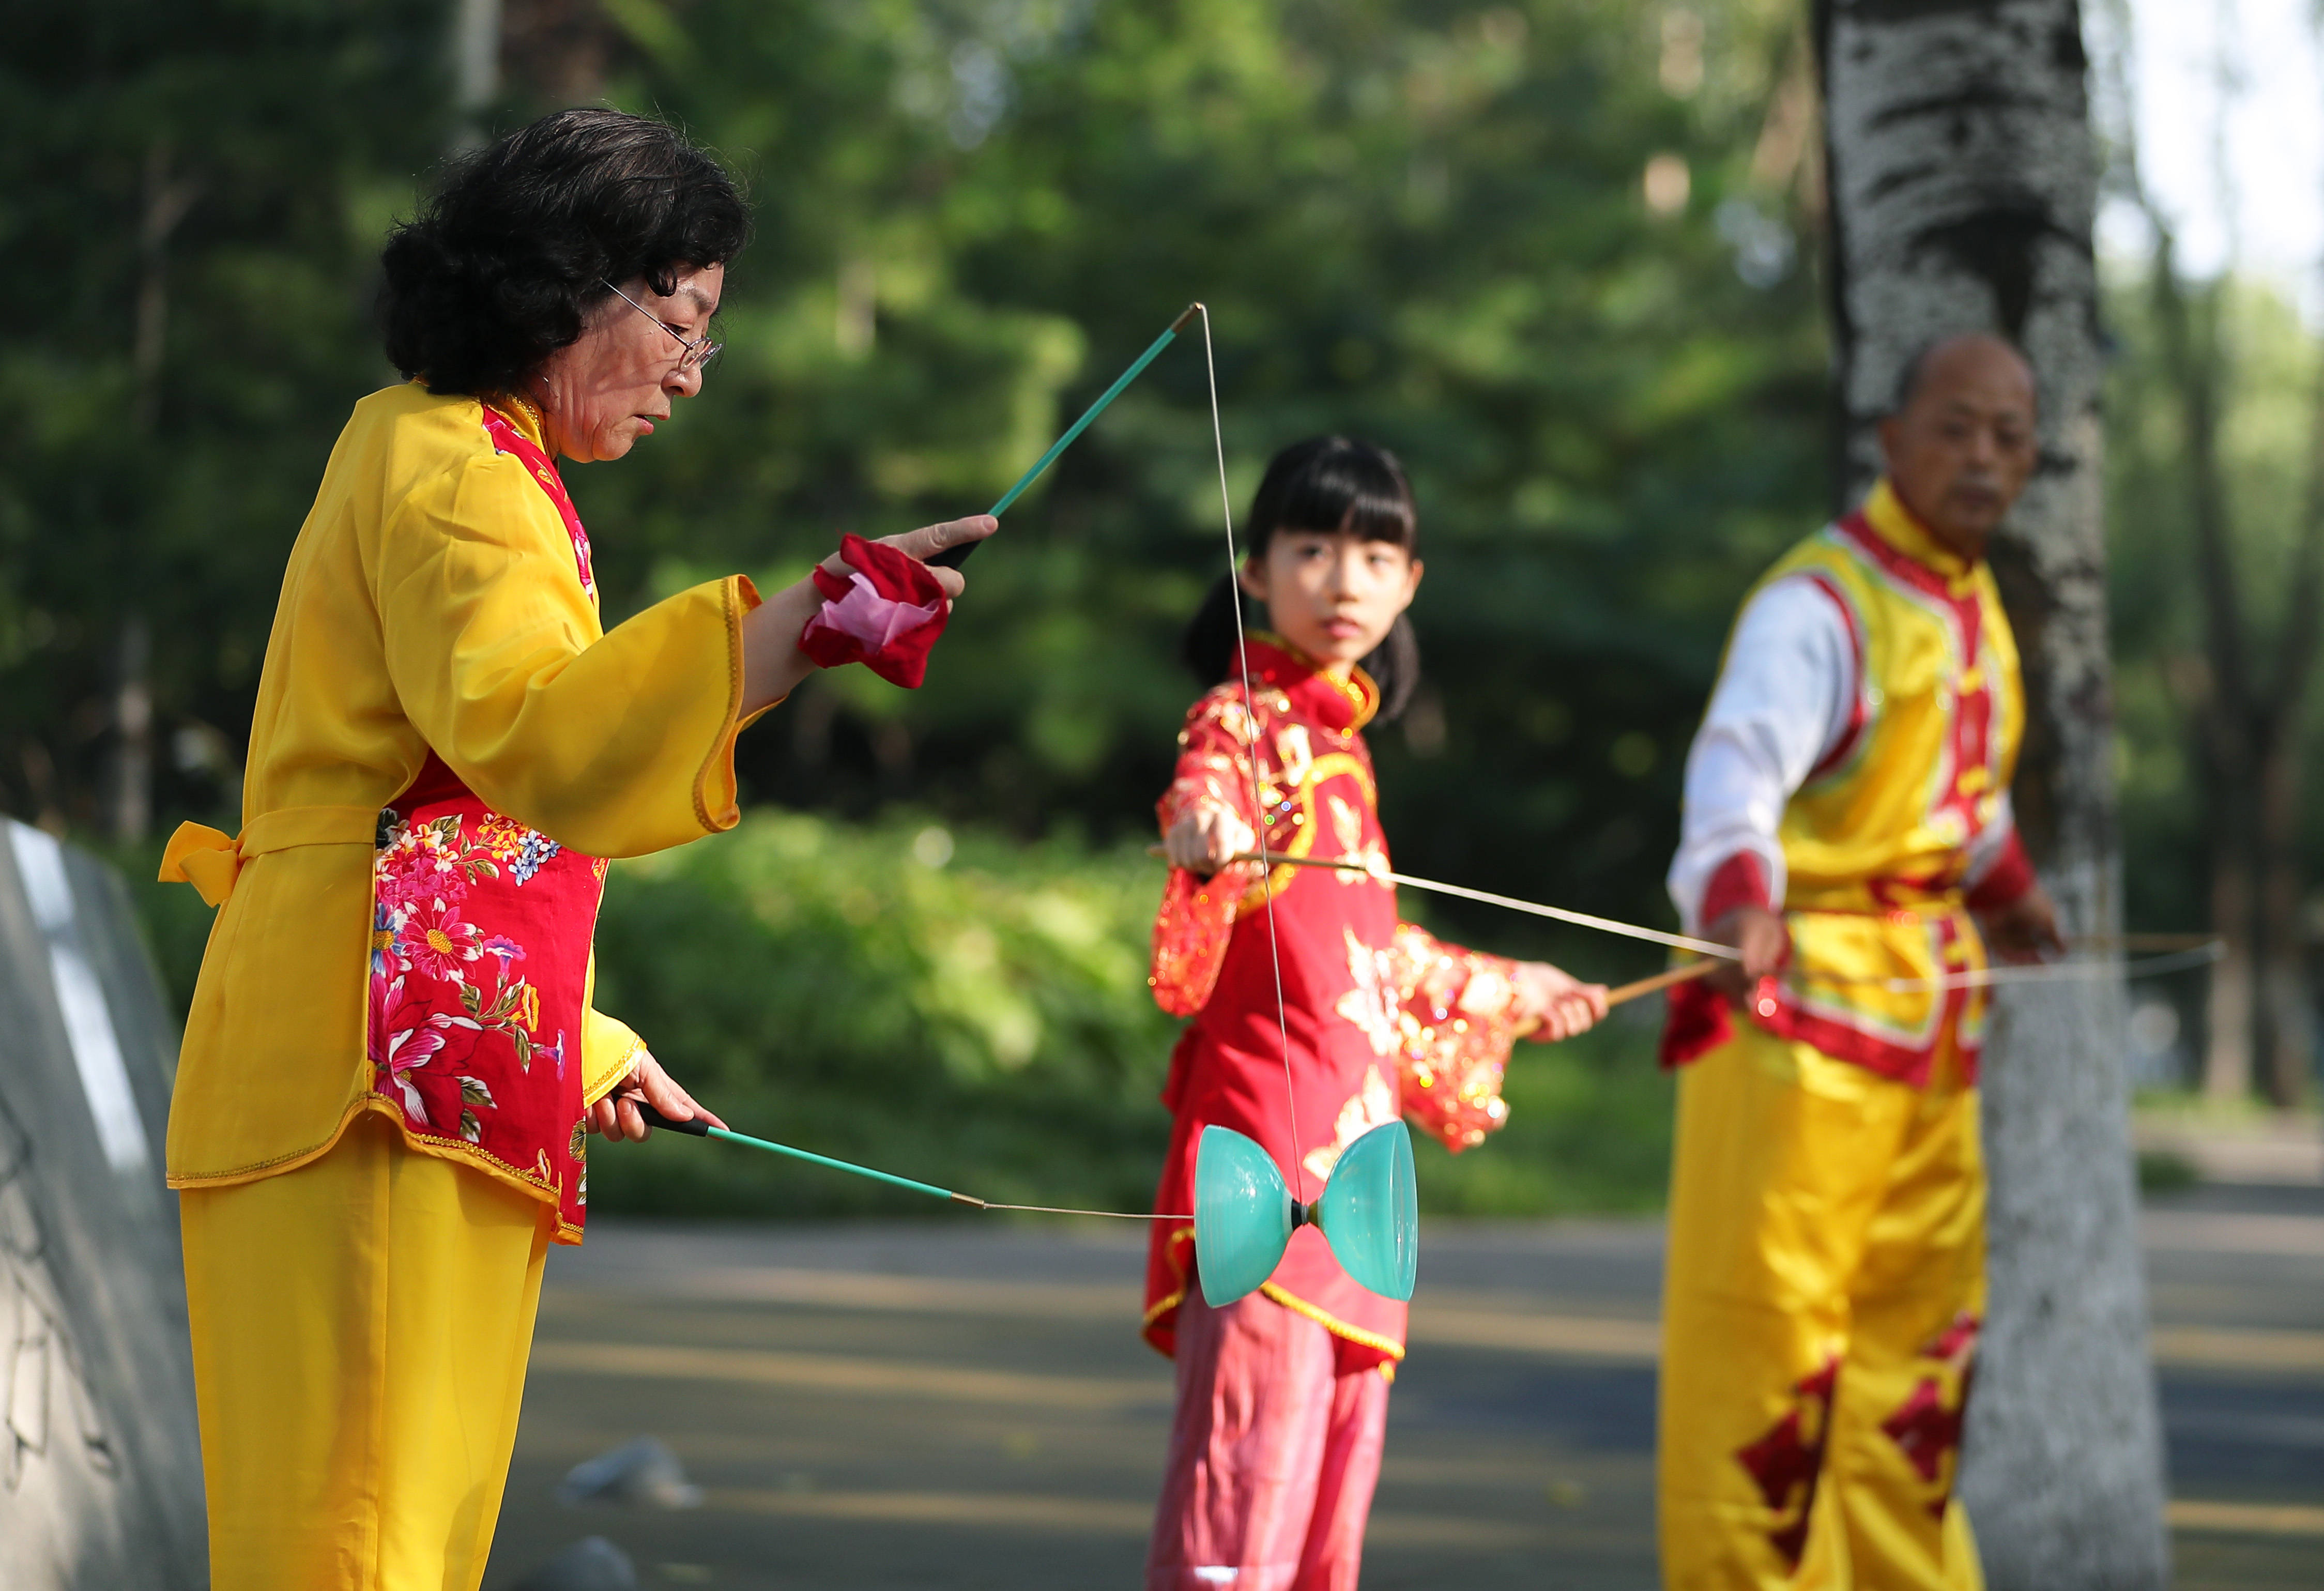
[379,109,751,397]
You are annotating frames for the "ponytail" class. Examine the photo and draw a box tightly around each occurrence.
[1179,573,1245,694]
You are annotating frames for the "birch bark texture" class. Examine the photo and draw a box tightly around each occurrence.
[1814,3,2169,1587]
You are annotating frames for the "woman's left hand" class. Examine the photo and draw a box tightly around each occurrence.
[1515,962,1609,1043]
[589,1050,728,1142]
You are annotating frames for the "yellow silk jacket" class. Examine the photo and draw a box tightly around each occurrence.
[162,383,760,1190]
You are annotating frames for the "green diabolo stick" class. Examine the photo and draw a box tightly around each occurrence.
[637,1106,987,1206]
[929,302,1202,569]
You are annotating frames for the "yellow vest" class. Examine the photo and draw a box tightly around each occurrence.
[1747,479,2023,1079]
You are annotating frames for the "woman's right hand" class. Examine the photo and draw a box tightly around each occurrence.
[743,514,999,713]
[823,515,997,602]
[1165,803,1258,875]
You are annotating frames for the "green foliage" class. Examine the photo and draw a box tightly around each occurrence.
[2103,268,2324,941]
[584,808,1181,1215]
[0,0,448,826]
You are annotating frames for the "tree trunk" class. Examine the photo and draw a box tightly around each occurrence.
[2252,323,2324,1109]
[2258,726,2313,1106]
[449,0,501,148]
[2207,852,2256,1097]
[115,142,196,846]
[1816,3,2170,1586]
[2147,251,2269,1100]
[104,615,152,847]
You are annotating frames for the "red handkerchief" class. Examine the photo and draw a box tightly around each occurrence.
[798,533,950,689]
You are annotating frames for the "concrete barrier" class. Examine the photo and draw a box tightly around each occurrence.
[0,820,205,1587]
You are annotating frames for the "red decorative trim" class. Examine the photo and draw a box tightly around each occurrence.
[1881,1379,1963,1484]
[1798,571,1870,781]
[482,408,595,598]
[1751,981,1979,1087]
[1964,830,2035,912]
[1736,1357,1840,1570]
[1701,851,1773,925]
[1658,975,1733,1068]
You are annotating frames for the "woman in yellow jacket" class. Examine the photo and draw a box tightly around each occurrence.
[158,109,993,1589]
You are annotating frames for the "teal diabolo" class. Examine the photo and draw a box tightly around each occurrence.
[1191,1121,1418,1307]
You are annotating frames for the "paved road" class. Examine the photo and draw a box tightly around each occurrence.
[484,1186,2323,1590]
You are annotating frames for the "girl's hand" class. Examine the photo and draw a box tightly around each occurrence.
[1516,962,1609,1042]
[1165,804,1258,876]
[589,1050,728,1143]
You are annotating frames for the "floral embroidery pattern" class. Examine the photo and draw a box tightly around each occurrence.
[1327,792,1387,884]
[1303,1064,1400,1181]
[479,813,563,883]
[369,808,563,1144]
[1335,926,1402,1058]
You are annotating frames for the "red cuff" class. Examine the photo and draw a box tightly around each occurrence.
[1659,975,1733,1068]
[799,533,951,689]
[1965,831,2035,912]
[1699,851,1772,926]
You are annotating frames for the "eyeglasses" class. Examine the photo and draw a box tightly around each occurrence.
[601,279,722,373]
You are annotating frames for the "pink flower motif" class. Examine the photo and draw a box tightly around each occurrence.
[396,899,485,983]
[375,827,470,915]
[370,974,447,1125]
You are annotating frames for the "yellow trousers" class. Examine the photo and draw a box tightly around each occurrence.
[1658,1024,1985,1591]
[180,1111,552,1591]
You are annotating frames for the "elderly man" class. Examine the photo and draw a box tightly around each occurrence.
[1655,333,2061,1590]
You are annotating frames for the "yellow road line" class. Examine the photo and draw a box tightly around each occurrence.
[2168,1498,2324,1537]
[1409,1305,1660,1361]
[2149,1324,2324,1375]
[707,1486,1153,1534]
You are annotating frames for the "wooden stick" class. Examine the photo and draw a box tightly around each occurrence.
[1604,958,1720,1007]
[1145,847,1740,959]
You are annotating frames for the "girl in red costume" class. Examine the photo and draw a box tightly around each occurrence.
[1142,437,1609,1590]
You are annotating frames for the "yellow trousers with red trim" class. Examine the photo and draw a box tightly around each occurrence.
[180,1111,552,1591]
[1658,1022,1985,1591]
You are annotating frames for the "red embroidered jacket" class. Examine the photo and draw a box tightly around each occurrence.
[1143,636,1543,1373]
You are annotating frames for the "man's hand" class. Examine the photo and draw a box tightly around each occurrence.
[1705,904,1790,999]
[1515,962,1610,1042]
[589,1050,727,1143]
[1164,804,1258,876]
[1977,884,2063,964]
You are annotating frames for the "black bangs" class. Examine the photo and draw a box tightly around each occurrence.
[1249,436,1417,552]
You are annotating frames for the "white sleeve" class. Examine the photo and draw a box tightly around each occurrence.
[1964,790,2017,886]
[1666,575,1859,932]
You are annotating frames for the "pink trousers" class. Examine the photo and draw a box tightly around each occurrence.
[1145,1286,1392,1591]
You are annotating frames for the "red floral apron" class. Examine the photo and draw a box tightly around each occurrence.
[364,407,606,1241]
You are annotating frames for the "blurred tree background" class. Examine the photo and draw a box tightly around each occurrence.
[2,0,2297,1213]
